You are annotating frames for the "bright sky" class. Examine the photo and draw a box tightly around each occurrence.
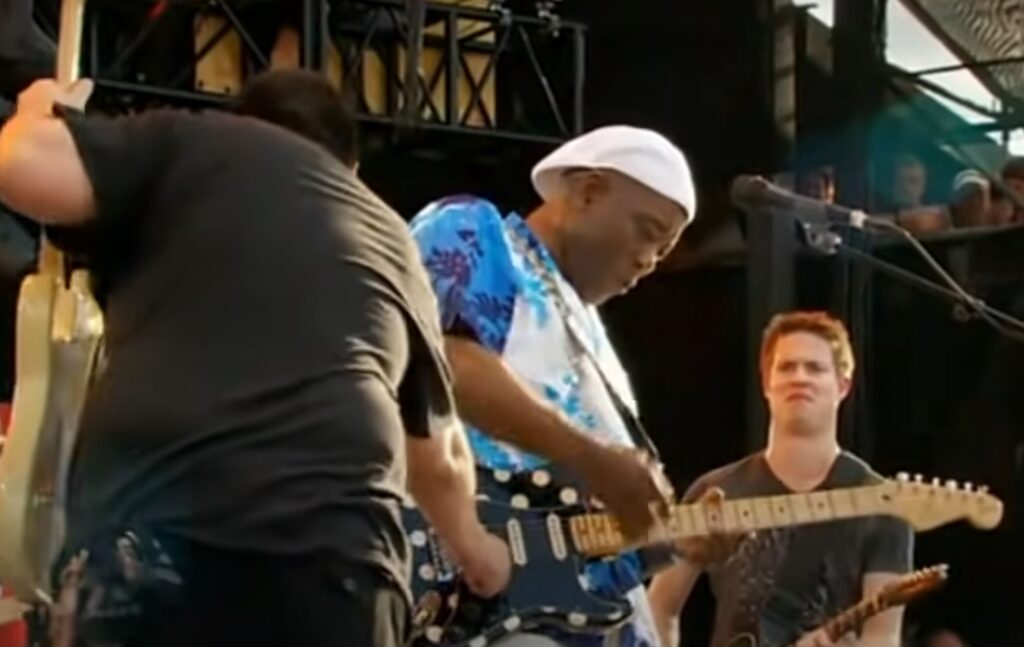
[795,0,1024,152]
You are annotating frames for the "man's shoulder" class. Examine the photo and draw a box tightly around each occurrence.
[409,196,519,284]
[832,450,886,486]
[685,453,764,499]
[409,195,507,239]
[170,110,332,159]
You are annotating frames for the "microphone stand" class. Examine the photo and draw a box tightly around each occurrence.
[796,220,1024,341]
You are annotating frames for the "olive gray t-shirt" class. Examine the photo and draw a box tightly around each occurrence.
[685,451,912,647]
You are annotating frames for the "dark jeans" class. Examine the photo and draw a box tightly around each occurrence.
[56,534,409,647]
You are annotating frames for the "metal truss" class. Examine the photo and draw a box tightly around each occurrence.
[77,0,584,145]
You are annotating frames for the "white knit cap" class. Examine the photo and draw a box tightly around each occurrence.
[530,125,697,223]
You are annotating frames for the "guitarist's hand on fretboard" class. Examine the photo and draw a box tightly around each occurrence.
[573,444,674,542]
[676,487,753,567]
[15,77,93,118]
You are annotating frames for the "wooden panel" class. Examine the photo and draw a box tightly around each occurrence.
[192,3,496,126]
[194,15,243,95]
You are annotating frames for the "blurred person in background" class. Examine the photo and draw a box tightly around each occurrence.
[998,156,1024,224]
[947,170,991,229]
[888,155,949,235]
[797,166,836,204]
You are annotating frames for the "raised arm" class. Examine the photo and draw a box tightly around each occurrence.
[0,79,95,224]
[445,334,674,540]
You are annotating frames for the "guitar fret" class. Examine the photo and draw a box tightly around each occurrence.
[585,515,598,550]
[807,491,834,522]
[771,495,793,526]
[731,500,757,532]
[586,517,598,551]
[664,507,679,537]
[827,488,854,520]
[789,493,812,523]
[677,506,690,536]
[752,497,774,530]
[853,487,881,514]
[570,517,586,553]
[720,500,738,532]
[592,513,616,552]
[690,503,708,535]
[600,515,611,545]
[678,503,695,537]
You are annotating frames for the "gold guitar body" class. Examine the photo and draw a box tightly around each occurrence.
[0,260,102,603]
[0,0,103,605]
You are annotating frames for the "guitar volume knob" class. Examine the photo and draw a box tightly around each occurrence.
[531,470,552,487]
[559,488,579,505]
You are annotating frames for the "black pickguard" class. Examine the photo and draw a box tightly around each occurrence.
[404,467,633,646]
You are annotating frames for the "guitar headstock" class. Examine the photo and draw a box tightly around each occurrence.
[874,473,1003,531]
[879,564,949,606]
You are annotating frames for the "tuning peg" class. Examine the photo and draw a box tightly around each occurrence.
[945,479,958,490]
[978,485,990,493]
[914,473,924,483]
[931,477,941,487]
[896,472,910,482]
[963,482,973,491]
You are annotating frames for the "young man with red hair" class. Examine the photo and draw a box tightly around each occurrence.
[648,312,912,647]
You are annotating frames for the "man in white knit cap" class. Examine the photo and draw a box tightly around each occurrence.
[409,125,706,647]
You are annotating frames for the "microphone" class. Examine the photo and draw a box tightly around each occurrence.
[730,175,868,228]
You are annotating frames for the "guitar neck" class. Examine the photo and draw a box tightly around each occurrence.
[569,485,889,556]
[821,595,886,641]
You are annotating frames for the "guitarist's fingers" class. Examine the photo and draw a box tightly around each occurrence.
[698,486,726,505]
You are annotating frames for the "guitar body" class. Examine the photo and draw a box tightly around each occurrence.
[0,0,104,605]
[406,464,988,647]
[724,564,949,647]
[406,468,632,646]
[0,268,102,603]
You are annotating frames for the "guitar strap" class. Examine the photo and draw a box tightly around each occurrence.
[506,224,660,460]
[506,223,680,578]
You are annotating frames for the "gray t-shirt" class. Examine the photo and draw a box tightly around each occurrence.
[685,451,913,647]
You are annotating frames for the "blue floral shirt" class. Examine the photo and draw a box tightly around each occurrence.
[409,196,660,647]
[410,195,638,470]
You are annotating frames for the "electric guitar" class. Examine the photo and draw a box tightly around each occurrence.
[404,469,1000,647]
[0,0,105,604]
[728,563,948,647]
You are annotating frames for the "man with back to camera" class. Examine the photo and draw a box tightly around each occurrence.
[0,69,510,646]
